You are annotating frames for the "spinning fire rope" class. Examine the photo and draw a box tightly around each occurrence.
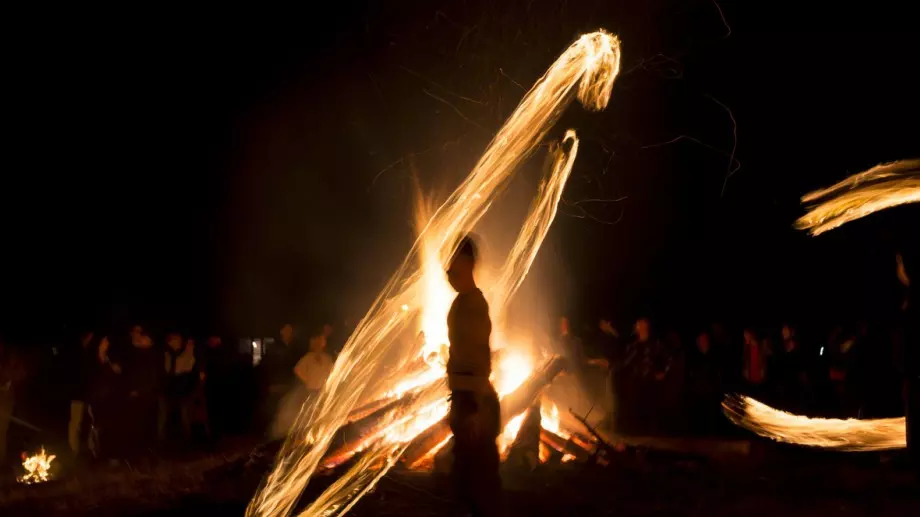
[726,158,919,450]
[248,30,621,517]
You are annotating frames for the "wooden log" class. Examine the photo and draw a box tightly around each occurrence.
[401,356,567,466]
[539,428,591,462]
[505,404,542,469]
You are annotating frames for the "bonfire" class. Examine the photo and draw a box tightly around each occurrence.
[18,447,56,485]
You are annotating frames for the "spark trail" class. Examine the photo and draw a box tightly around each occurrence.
[727,158,919,450]
[723,395,906,451]
[247,30,621,517]
[795,159,920,236]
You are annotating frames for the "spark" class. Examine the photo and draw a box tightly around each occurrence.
[705,95,739,197]
[422,88,487,133]
[795,159,920,236]
[710,0,732,38]
[247,30,621,517]
[723,395,905,451]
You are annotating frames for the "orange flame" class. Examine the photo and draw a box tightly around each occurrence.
[18,447,56,484]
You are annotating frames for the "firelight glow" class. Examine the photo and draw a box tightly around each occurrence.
[247,30,621,517]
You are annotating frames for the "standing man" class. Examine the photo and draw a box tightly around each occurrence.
[293,330,335,395]
[67,330,97,457]
[897,252,918,468]
[445,236,501,517]
[124,326,160,449]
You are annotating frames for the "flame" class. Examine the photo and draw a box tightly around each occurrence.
[723,395,906,451]
[498,413,528,455]
[795,159,920,236]
[540,398,569,439]
[538,442,552,463]
[493,349,535,397]
[18,447,56,484]
[248,30,621,517]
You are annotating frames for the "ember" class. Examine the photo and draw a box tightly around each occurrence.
[18,447,56,485]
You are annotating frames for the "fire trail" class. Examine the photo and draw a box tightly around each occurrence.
[247,30,622,517]
[727,158,919,450]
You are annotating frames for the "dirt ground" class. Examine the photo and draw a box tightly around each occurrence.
[1,439,918,516]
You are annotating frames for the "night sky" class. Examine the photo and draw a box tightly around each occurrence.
[3,2,918,342]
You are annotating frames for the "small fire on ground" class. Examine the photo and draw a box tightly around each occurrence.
[18,447,56,484]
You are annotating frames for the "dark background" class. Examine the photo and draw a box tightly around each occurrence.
[3,1,918,343]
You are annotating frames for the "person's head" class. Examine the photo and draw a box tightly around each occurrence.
[280,323,294,345]
[781,324,795,341]
[207,335,222,349]
[446,236,477,293]
[166,332,183,352]
[743,329,758,347]
[696,332,711,354]
[98,336,111,361]
[599,319,616,336]
[186,337,196,351]
[80,330,95,349]
[309,334,328,354]
[322,324,334,339]
[131,325,152,349]
[559,316,571,336]
[634,318,651,342]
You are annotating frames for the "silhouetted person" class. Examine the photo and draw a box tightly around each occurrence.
[586,318,621,430]
[624,318,670,434]
[895,251,918,467]
[67,330,97,456]
[260,323,298,429]
[203,335,236,437]
[558,316,585,375]
[742,329,767,394]
[685,331,722,434]
[158,333,198,443]
[88,336,124,459]
[774,324,810,412]
[0,339,26,464]
[446,236,501,517]
[124,326,159,448]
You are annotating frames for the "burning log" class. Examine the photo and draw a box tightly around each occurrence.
[500,356,567,422]
[400,418,452,468]
[401,356,567,467]
[539,428,591,462]
[323,389,436,469]
[505,404,542,469]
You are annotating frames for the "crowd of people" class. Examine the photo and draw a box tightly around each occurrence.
[0,322,337,466]
[0,311,915,465]
[567,313,914,436]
